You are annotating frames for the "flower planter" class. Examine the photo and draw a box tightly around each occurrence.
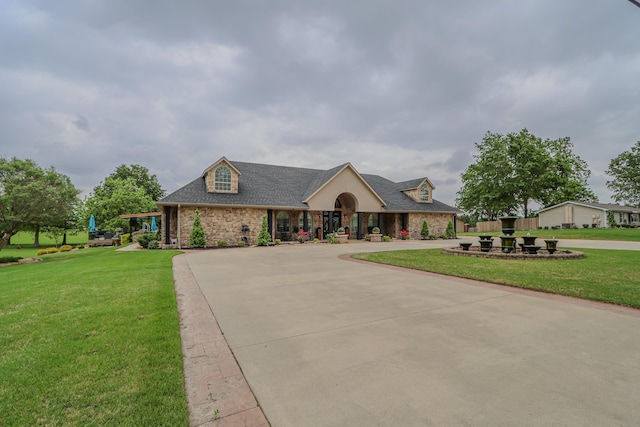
[337,233,349,244]
[459,242,472,251]
[369,233,382,242]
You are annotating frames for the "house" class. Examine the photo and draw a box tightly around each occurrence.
[538,201,640,228]
[156,157,462,247]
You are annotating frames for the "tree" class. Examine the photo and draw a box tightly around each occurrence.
[606,141,640,206]
[0,157,79,251]
[257,214,272,246]
[189,209,206,248]
[108,164,165,201]
[420,220,429,239]
[456,129,596,219]
[85,177,157,230]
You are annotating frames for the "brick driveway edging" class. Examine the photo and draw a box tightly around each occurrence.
[173,253,270,427]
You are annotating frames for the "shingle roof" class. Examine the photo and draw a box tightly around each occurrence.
[158,160,461,213]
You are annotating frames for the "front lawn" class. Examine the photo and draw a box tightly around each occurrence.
[459,227,640,241]
[0,248,189,426]
[352,248,640,308]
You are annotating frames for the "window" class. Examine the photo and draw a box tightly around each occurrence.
[350,214,359,235]
[214,166,231,191]
[276,212,291,233]
[420,184,430,202]
[298,212,313,233]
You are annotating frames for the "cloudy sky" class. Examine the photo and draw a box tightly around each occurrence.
[1,0,639,207]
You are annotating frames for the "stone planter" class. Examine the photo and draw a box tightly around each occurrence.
[337,233,349,244]
[370,233,382,242]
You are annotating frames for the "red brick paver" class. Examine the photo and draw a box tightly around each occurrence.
[173,254,270,427]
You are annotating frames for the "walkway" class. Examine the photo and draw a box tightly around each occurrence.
[178,239,640,426]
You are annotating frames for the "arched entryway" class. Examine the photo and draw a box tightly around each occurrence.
[323,193,364,239]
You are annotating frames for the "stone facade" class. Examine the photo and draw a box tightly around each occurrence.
[204,163,240,193]
[173,206,265,248]
[408,213,452,239]
[402,184,432,203]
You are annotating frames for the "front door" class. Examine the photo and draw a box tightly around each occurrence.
[323,211,341,237]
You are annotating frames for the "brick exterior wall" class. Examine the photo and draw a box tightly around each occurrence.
[408,213,452,239]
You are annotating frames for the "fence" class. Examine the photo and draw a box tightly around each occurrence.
[475,217,539,233]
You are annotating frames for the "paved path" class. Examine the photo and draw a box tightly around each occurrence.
[180,239,640,426]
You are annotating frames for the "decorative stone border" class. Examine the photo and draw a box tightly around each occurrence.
[443,246,584,260]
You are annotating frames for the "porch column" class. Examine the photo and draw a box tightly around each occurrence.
[401,213,408,231]
[327,211,334,234]
[164,206,171,244]
[303,211,309,233]
[267,209,273,242]
[378,213,383,234]
[357,212,363,240]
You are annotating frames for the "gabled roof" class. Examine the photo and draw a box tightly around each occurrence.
[397,177,436,191]
[158,159,462,213]
[201,156,241,177]
[539,200,640,213]
[303,163,386,207]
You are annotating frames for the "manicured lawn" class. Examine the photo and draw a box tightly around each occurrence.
[0,248,189,426]
[459,227,640,241]
[9,230,89,246]
[352,248,640,308]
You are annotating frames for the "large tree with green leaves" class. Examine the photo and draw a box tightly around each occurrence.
[456,129,596,219]
[606,141,640,206]
[0,157,79,251]
[108,164,165,201]
[85,177,158,231]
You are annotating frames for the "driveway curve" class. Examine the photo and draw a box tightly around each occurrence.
[183,240,640,426]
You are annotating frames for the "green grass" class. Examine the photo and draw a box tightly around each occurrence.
[9,230,89,246]
[353,248,640,308]
[459,227,640,241]
[0,248,189,426]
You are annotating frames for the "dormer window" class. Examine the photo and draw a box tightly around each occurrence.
[420,184,430,202]
[214,166,232,191]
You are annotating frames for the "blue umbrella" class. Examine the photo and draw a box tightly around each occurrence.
[150,216,157,232]
[89,214,96,232]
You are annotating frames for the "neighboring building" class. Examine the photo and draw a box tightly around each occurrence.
[538,201,640,228]
[157,157,462,247]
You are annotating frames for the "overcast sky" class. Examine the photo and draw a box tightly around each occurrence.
[1,1,639,207]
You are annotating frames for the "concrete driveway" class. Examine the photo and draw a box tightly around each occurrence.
[185,240,640,426]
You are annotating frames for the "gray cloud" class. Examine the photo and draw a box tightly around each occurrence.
[1,0,639,206]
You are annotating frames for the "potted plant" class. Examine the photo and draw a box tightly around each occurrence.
[370,226,382,242]
[336,227,349,243]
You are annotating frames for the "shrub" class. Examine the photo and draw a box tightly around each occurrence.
[372,227,380,234]
[583,224,590,229]
[337,227,345,233]
[421,220,429,239]
[446,221,456,238]
[36,247,59,256]
[121,233,131,245]
[274,239,281,245]
[0,256,22,264]
[60,245,73,252]
[438,233,448,239]
[237,240,246,247]
[137,233,160,249]
[399,229,410,240]
[217,240,228,248]
[313,238,320,243]
[257,214,272,246]
[326,233,339,244]
[147,239,159,250]
[382,235,392,242]
[189,209,206,248]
